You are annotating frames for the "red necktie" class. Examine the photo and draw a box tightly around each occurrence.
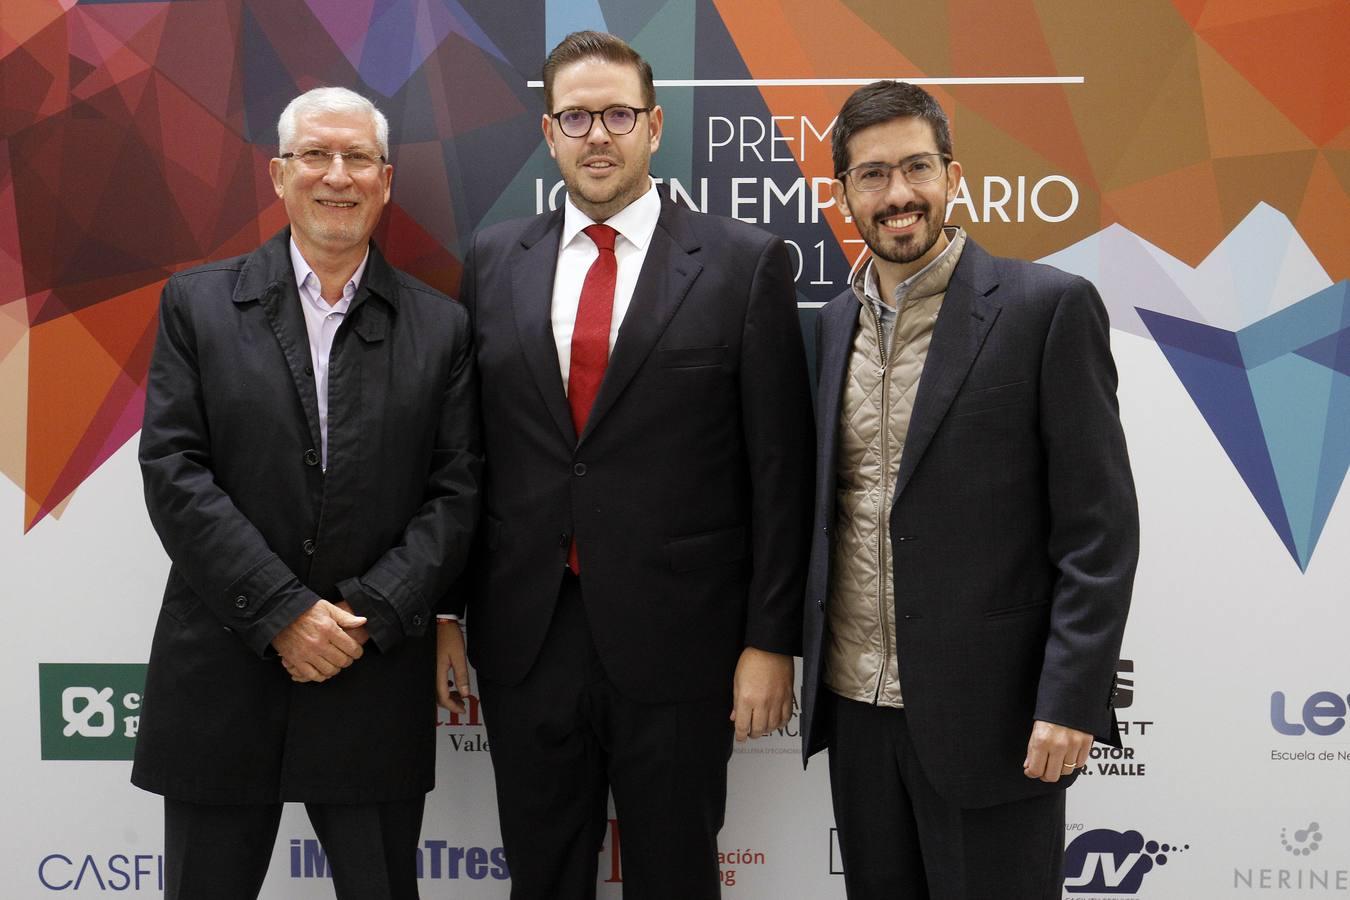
[567,223,617,573]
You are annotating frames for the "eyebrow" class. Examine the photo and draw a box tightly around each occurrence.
[852,152,941,168]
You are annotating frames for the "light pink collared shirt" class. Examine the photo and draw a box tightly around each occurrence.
[289,238,369,470]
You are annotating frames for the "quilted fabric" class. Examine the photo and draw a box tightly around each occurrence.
[824,231,967,707]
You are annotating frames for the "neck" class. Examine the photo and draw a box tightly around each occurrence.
[294,237,366,304]
[872,229,949,305]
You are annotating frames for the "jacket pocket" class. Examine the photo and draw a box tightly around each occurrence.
[665,525,748,572]
[658,346,729,369]
[983,599,1050,619]
[949,380,1029,417]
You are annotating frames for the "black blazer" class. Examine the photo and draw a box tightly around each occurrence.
[132,229,480,804]
[800,238,1138,808]
[458,197,814,703]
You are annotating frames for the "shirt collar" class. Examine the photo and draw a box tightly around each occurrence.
[289,237,369,312]
[561,177,661,253]
[857,225,963,308]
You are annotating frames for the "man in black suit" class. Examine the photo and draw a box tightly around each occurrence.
[134,87,480,899]
[438,31,812,900]
[799,81,1138,898]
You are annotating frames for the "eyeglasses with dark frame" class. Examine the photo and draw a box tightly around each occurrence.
[838,153,952,192]
[280,148,387,172]
[550,106,653,139]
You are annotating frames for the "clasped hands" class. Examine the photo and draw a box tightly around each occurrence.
[273,599,369,683]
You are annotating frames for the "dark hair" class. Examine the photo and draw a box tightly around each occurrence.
[542,31,656,112]
[831,81,953,176]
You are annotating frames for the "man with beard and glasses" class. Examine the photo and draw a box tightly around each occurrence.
[440,30,812,900]
[798,80,1138,899]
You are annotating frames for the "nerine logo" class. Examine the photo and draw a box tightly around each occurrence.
[1282,822,1322,857]
[1063,829,1188,893]
[38,664,146,760]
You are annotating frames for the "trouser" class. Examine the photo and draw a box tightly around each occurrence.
[479,572,733,899]
[828,694,1065,899]
[163,794,425,899]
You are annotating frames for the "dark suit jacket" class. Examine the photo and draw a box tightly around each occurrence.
[457,197,813,703]
[800,238,1138,808]
[132,228,480,804]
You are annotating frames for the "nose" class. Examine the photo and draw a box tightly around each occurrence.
[881,169,918,207]
[321,154,354,185]
[585,113,612,145]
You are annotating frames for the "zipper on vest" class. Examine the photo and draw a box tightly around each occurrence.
[867,300,894,705]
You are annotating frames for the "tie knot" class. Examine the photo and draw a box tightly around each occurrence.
[583,223,617,253]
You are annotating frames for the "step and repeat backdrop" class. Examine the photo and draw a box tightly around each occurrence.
[3,0,1348,897]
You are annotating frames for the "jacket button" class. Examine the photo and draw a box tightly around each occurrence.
[559,533,570,548]
[304,449,320,466]
[412,613,423,627]
[302,539,316,556]
[573,462,587,476]
[817,599,824,610]
[233,595,248,609]
[304,363,314,376]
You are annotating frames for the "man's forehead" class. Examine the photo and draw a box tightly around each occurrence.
[293,110,377,142]
[552,58,645,102]
[847,117,940,158]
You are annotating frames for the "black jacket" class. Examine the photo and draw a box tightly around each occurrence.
[132,229,480,803]
[801,239,1138,808]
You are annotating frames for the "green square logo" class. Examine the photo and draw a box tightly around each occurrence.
[38,663,147,760]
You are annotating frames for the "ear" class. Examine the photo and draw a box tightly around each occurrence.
[945,159,962,204]
[831,178,852,221]
[380,162,393,203]
[647,104,664,155]
[268,158,286,199]
[542,114,558,160]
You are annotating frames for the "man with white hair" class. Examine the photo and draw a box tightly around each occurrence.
[132,86,480,899]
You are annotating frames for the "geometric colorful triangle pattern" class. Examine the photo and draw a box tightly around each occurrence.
[1138,281,1350,570]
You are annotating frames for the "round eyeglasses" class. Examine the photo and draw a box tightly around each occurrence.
[280,148,386,172]
[838,153,951,191]
[551,106,652,139]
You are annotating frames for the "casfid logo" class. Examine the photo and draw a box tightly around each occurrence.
[37,852,163,892]
[290,838,508,881]
[1063,829,1188,894]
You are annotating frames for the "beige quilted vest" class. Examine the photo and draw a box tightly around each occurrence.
[824,230,966,707]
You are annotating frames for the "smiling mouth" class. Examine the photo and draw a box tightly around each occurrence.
[880,212,921,229]
[581,158,619,171]
[316,199,357,208]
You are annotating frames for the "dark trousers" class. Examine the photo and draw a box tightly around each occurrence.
[828,695,1065,900]
[478,573,733,900]
[163,795,425,900]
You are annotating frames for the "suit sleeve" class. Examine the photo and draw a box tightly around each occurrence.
[337,298,482,649]
[1033,276,1139,742]
[139,276,321,655]
[738,236,815,656]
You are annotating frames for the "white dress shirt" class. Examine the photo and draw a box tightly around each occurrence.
[289,238,368,470]
[550,179,662,390]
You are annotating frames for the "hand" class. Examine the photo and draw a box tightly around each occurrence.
[729,647,794,742]
[273,599,367,684]
[436,619,471,714]
[1023,720,1093,782]
[334,600,370,646]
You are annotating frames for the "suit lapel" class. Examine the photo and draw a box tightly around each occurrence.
[510,209,577,445]
[579,199,703,444]
[893,240,1002,501]
[816,293,860,499]
[235,231,323,450]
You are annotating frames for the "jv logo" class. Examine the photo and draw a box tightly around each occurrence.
[39,664,146,760]
[1063,829,1187,893]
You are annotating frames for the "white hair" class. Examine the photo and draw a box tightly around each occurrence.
[277,87,390,159]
